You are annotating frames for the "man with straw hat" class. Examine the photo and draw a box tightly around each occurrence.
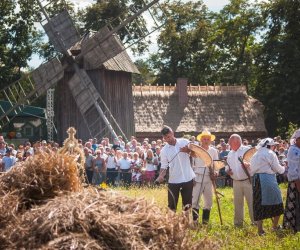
[191,130,219,224]
[283,129,300,232]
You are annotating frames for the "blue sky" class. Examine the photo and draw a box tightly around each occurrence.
[27,0,231,68]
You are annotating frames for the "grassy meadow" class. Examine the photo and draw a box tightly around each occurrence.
[114,184,300,249]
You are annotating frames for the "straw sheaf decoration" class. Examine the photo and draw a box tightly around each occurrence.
[0,188,218,249]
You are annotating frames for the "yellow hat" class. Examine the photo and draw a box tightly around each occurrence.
[196,130,215,142]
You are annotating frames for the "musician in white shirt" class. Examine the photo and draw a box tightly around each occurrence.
[156,126,195,212]
[225,134,254,226]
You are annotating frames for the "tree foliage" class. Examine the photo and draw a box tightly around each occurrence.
[149,0,212,84]
[0,0,41,88]
[254,0,300,136]
[77,0,151,55]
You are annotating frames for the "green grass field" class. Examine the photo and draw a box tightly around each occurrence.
[114,184,300,249]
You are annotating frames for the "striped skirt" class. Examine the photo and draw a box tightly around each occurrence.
[283,182,300,232]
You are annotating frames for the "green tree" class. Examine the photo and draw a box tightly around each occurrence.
[254,0,300,136]
[209,0,262,88]
[133,59,156,84]
[0,0,41,88]
[149,0,212,84]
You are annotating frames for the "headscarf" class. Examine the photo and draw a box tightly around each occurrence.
[256,137,276,150]
[290,129,300,145]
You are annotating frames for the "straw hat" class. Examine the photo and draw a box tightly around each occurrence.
[196,130,215,142]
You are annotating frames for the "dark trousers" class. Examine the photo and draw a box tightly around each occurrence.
[86,169,93,184]
[120,169,132,186]
[168,180,193,212]
[106,168,117,186]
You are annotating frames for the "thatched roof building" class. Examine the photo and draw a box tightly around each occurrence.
[133,79,267,141]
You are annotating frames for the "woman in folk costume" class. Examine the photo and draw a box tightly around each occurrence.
[283,129,300,233]
[250,138,286,236]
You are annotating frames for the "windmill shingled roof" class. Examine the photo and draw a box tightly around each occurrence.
[102,51,140,74]
[133,86,266,134]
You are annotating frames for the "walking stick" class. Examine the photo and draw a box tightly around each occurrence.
[209,165,223,225]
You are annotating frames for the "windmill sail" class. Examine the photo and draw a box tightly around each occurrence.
[43,10,80,53]
[0,58,64,129]
[0,0,166,141]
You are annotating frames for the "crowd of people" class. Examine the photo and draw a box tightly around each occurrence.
[0,127,299,235]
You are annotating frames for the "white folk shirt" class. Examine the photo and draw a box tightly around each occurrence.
[250,147,285,175]
[193,146,219,180]
[160,138,195,184]
[287,144,300,181]
[225,145,251,181]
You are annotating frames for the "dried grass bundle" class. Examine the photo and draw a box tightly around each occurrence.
[1,188,218,250]
[0,150,218,249]
[0,151,82,202]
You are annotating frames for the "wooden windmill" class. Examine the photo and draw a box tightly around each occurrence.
[0,0,165,142]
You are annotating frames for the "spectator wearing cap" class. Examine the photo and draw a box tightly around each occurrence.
[1,148,16,172]
[191,130,219,224]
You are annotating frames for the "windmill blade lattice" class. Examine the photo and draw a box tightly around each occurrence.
[0,58,64,129]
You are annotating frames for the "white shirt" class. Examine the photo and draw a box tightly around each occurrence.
[287,145,300,181]
[193,146,219,176]
[118,158,131,170]
[2,155,16,172]
[106,155,117,169]
[160,138,195,184]
[250,147,285,175]
[226,145,250,181]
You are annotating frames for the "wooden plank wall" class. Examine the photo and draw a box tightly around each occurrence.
[56,69,134,143]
